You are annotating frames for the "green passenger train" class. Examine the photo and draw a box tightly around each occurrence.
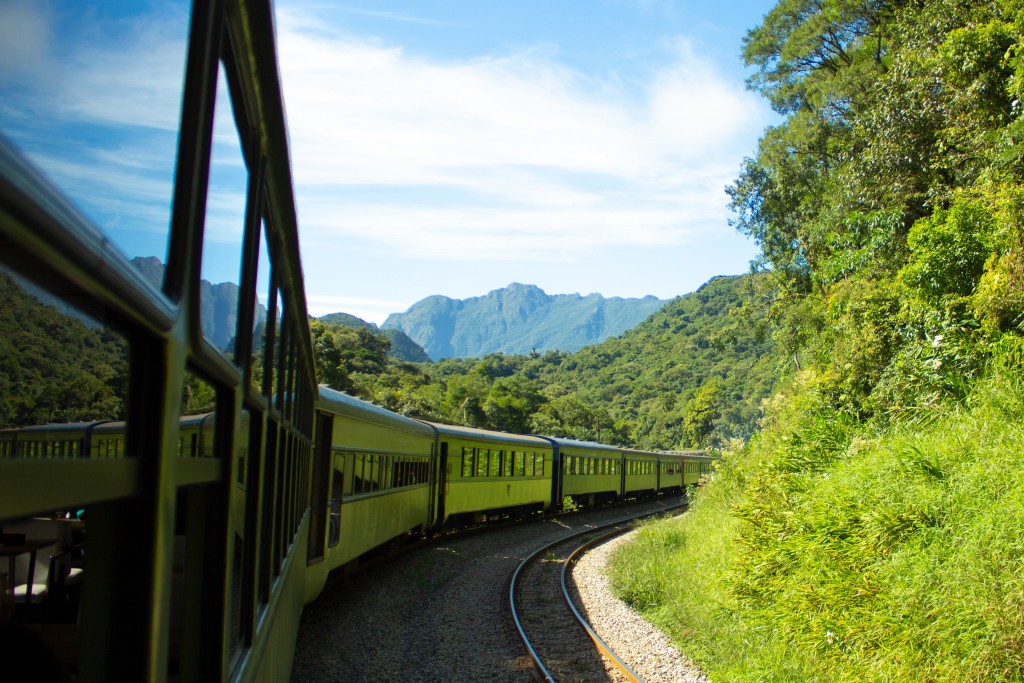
[1,391,716,606]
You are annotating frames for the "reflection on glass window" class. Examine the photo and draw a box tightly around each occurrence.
[0,268,129,438]
[201,63,247,354]
[249,220,271,388]
[0,1,189,278]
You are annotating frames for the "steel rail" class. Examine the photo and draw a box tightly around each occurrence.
[508,501,686,682]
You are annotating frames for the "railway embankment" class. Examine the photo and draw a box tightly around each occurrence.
[608,354,1024,682]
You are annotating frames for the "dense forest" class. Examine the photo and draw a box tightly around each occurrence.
[606,1,1024,682]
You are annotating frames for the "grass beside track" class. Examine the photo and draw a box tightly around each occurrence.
[609,352,1024,683]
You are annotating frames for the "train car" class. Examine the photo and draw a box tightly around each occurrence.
[175,413,217,458]
[426,422,554,527]
[3,421,109,459]
[656,451,686,495]
[90,421,128,459]
[544,437,622,507]
[684,451,717,487]
[304,388,436,601]
[622,448,661,498]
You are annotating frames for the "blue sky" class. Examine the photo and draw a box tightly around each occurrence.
[0,1,778,325]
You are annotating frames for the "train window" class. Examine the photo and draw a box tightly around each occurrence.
[200,62,247,355]
[501,451,512,477]
[0,271,130,451]
[536,453,545,477]
[0,4,188,286]
[477,448,489,478]
[462,447,475,477]
[263,283,281,400]
[514,451,524,476]
[248,219,271,390]
[352,453,364,493]
[487,449,499,477]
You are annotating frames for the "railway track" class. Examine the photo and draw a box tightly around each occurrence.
[509,504,686,682]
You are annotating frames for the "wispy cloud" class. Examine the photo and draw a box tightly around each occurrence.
[276,6,769,267]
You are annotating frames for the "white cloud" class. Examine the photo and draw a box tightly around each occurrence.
[306,293,410,321]
[276,6,768,265]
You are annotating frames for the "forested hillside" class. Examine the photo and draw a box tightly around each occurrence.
[313,273,782,450]
[0,272,128,426]
[609,2,1024,682]
[318,312,431,363]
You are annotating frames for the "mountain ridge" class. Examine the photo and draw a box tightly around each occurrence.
[382,283,668,360]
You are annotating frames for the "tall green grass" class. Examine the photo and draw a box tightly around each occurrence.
[609,349,1024,682]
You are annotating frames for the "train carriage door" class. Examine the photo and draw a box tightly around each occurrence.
[435,441,448,529]
[307,413,333,563]
[426,441,438,530]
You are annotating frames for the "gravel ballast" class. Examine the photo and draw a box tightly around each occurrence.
[291,499,707,682]
[570,530,709,683]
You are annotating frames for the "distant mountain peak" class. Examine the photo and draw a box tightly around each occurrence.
[318,312,431,363]
[383,284,668,360]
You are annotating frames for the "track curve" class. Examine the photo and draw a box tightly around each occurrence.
[509,503,685,682]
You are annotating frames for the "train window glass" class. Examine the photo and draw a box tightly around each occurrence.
[0,3,188,288]
[180,371,218,460]
[0,271,130,457]
[488,449,500,477]
[329,467,343,547]
[200,63,247,355]
[461,447,474,477]
[476,448,489,478]
[249,220,271,390]
[514,451,524,477]
[500,450,511,477]
[534,453,543,477]
[526,452,535,477]
[271,288,285,402]
[261,281,278,399]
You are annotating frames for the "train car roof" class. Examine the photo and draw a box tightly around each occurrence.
[13,421,107,435]
[178,413,215,428]
[537,436,621,453]
[317,386,435,437]
[91,420,128,434]
[620,448,663,458]
[421,421,552,448]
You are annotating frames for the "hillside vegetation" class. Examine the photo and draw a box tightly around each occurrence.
[314,274,782,450]
[609,1,1024,681]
